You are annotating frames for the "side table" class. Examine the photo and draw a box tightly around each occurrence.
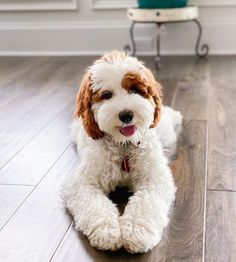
[124,6,209,69]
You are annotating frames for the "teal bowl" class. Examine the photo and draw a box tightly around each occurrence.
[138,0,188,9]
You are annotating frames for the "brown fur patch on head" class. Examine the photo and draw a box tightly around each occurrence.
[122,70,162,128]
[74,72,104,140]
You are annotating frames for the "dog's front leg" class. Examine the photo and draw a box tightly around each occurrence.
[120,166,176,253]
[63,173,122,251]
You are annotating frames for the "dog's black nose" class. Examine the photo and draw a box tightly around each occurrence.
[119,110,134,123]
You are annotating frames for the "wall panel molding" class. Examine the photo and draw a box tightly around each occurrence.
[0,20,235,56]
[0,0,77,11]
[189,0,236,6]
[93,0,137,10]
[93,0,236,10]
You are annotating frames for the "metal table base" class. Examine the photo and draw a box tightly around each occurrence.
[125,19,209,69]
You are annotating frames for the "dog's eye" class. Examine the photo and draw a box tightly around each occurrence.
[130,86,138,94]
[101,91,113,100]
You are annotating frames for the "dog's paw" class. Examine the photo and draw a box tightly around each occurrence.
[88,223,122,251]
[119,215,162,253]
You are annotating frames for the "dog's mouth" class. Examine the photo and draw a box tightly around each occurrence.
[119,125,136,137]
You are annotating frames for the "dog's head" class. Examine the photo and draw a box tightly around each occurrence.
[75,50,162,143]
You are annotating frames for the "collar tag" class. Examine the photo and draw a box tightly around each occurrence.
[122,158,131,173]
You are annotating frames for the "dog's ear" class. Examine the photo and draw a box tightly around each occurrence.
[144,68,162,128]
[74,72,104,140]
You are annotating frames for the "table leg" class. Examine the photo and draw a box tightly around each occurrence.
[124,21,136,56]
[193,19,209,58]
[155,23,162,69]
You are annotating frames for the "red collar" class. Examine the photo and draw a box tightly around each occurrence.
[122,158,131,173]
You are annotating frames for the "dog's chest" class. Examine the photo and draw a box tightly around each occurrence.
[98,139,153,192]
[117,142,146,175]
[119,145,132,174]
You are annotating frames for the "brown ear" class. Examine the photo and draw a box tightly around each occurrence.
[144,68,162,128]
[75,72,104,140]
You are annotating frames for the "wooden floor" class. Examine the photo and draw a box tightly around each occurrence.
[0,56,235,262]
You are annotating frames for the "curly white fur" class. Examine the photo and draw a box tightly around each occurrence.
[62,52,182,253]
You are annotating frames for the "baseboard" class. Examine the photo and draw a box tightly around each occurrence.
[0,50,235,56]
[0,20,235,56]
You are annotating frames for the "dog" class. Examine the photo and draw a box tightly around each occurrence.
[62,51,182,253]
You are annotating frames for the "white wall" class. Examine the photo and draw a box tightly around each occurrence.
[0,0,235,55]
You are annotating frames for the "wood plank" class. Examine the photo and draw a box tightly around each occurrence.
[0,60,78,168]
[0,57,33,79]
[160,78,179,107]
[51,120,207,262]
[0,58,57,109]
[0,185,33,230]
[0,57,74,117]
[207,57,236,190]
[158,57,191,107]
[205,190,236,262]
[140,56,192,107]
[0,88,76,169]
[174,59,210,120]
[0,58,62,111]
[0,102,74,185]
[0,146,78,262]
[138,120,207,261]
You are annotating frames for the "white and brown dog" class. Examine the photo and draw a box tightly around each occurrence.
[63,51,182,253]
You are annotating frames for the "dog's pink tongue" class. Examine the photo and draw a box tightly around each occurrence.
[119,125,136,137]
